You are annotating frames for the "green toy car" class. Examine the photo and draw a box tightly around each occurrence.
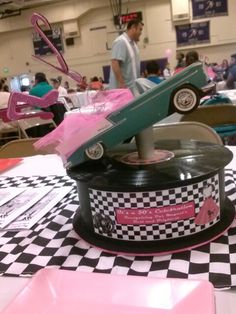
[66,62,214,168]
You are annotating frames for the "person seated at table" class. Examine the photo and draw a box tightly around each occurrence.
[0,80,20,138]
[30,73,65,126]
[3,84,9,92]
[213,59,229,82]
[64,80,70,90]
[226,53,236,90]
[221,59,229,80]
[185,50,199,66]
[50,76,68,97]
[173,50,199,75]
[29,72,53,97]
[77,76,88,91]
[145,60,163,85]
[0,80,10,109]
[0,77,9,94]
[175,52,185,71]
[163,62,171,79]
[89,76,104,90]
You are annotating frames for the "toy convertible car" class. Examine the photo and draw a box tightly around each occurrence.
[63,62,214,168]
[34,62,213,168]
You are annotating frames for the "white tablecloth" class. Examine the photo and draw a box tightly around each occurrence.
[67,91,97,108]
[3,154,66,177]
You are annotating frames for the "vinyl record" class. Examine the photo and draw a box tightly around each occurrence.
[68,140,233,190]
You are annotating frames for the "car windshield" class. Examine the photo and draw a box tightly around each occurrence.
[70,101,115,117]
[74,90,134,117]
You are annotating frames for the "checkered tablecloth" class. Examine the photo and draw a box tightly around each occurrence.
[0,171,235,289]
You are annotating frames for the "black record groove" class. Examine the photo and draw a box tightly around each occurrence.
[68,140,233,191]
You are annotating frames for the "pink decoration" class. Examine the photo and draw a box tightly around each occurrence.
[205,66,216,80]
[34,89,134,162]
[4,90,59,121]
[194,197,220,225]
[165,48,172,58]
[0,268,215,314]
[0,103,29,122]
[31,13,82,84]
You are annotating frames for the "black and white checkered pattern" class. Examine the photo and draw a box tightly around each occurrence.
[89,174,219,241]
[0,173,235,289]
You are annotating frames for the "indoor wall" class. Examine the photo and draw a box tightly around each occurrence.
[0,0,235,84]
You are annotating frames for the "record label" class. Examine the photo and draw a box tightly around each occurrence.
[119,149,175,165]
[90,173,220,241]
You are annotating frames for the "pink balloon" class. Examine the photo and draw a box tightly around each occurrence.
[165,48,172,58]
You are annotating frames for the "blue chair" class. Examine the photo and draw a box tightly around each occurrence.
[201,93,232,106]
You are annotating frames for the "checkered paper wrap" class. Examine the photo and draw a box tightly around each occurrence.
[0,171,235,289]
[90,174,220,241]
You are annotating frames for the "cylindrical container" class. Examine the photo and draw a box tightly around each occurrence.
[68,140,234,255]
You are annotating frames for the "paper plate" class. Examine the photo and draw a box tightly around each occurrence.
[1,268,215,314]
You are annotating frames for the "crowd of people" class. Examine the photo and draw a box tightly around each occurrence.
[0,73,107,107]
[141,49,236,92]
[108,18,236,94]
[108,19,201,93]
[1,18,236,129]
[27,74,106,97]
[142,50,200,86]
[143,50,236,92]
[1,18,235,110]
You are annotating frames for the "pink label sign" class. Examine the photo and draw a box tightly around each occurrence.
[116,201,195,225]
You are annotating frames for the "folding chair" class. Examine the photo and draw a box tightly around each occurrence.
[153,121,222,144]
[0,138,48,158]
[18,116,57,138]
[0,121,21,146]
[180,104,236,144]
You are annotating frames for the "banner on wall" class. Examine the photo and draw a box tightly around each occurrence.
[32,27,64,56]
[175,21,210,47]
[192,0,228,19]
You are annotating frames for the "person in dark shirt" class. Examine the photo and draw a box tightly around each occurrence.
[173,50,199,75]
[226,53,236,89]
[145,60,163,84]
[185,50,199,66]
[175,52,185,70]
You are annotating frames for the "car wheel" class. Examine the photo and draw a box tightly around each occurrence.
[171,85,200,114]
[85,142,104,160]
